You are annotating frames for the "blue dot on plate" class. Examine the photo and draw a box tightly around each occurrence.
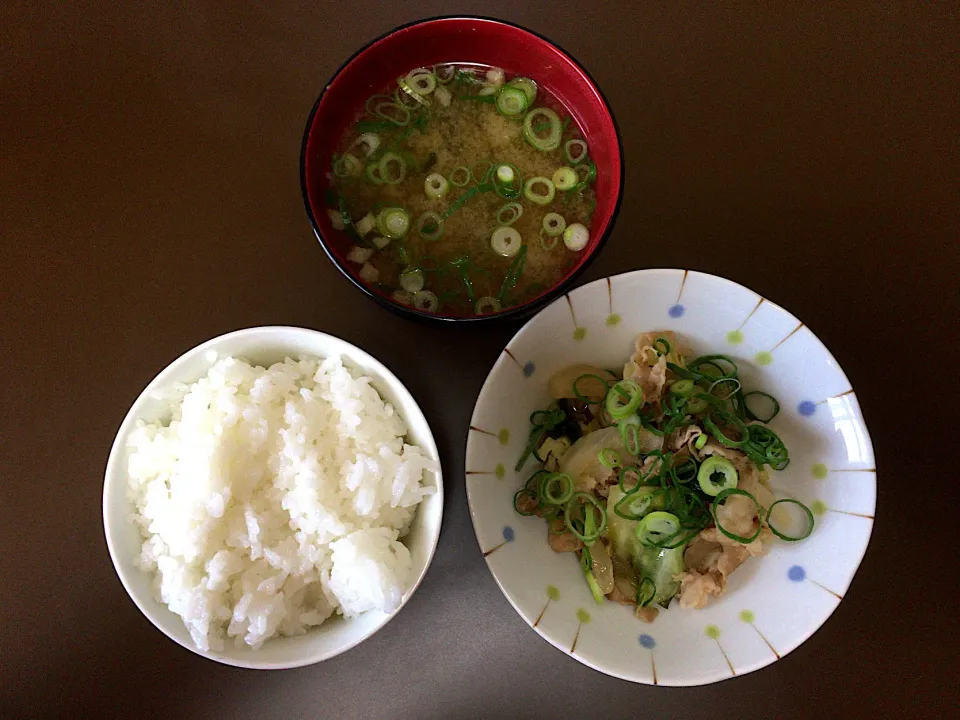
[797,400,817,416]
[523,361,535,377]
[638,634,656,649]
[503,526,515,542]
[668,304,685,318]
[788,565,806,582]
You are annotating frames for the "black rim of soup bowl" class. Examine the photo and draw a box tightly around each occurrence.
[299,15,625,324]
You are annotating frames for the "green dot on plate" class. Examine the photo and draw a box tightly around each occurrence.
[726,330,744,344]
[576,609,591,624]
[606,313,621,326]
[547,585,560,601]
[573,327,586,341]
[739,610,755,623]
[705,625,721,639]
[755,351,773,366]
[495,463,505,479]
[498,428,510,445]
[812,499,827,515]
[812,463,829,479]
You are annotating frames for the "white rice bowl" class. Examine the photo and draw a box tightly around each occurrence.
[103,327,443,668]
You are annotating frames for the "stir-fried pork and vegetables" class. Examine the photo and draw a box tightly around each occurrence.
[513,331,814,622]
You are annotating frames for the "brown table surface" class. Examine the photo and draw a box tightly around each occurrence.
[4,3,957,718]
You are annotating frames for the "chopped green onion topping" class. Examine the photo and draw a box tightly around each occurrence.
[424,173,449,198]
[376,207,410,239]
[471,161,493,184]
[542,212,566,237]
[333,153,362,178]
[497,202,523,226]
[636,511,682,547]
[585,567,605,605]
[412,290,439,312]
[475,296,502,315]
[539,472,574,505]
[399,267,424,293]
[491,226,522,257]
[767,499,815,541]
[563,223,589,251]
[524,176,556,205]
[564,492,607,542]
[552,167,578,191]
[366,95,411,125]
[598,448,622,468]
[378,152,406,184]
[351,133,380,157]
[497,244,527,303]
[523,107,562,151]
[506,76,538,104]
[697,456,738,496]
[365,161,384,185]
[605,379,644,419]
[434,64,456,84]
[496,165,515,183]
[742,391,781,423]
[564,139,588,165]
[637,577,657,607]
[493,163,522,199]
[539,231,559,250]
[495,86,529,116]
[711,488,762,543]
[416,211,444,241]
[449,166,471,187]
[405,68,436,95]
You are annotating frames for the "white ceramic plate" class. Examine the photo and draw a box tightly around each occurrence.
[465,270,875,686]
[103,326,443,669]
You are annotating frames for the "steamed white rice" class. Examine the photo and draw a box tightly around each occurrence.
[126,354,436,651]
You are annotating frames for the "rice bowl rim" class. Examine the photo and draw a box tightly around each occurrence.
[102,326,444,669]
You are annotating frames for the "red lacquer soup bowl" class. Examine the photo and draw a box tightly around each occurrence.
[300,16,624,323]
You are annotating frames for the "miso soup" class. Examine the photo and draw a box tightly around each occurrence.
[325,64,598,317]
